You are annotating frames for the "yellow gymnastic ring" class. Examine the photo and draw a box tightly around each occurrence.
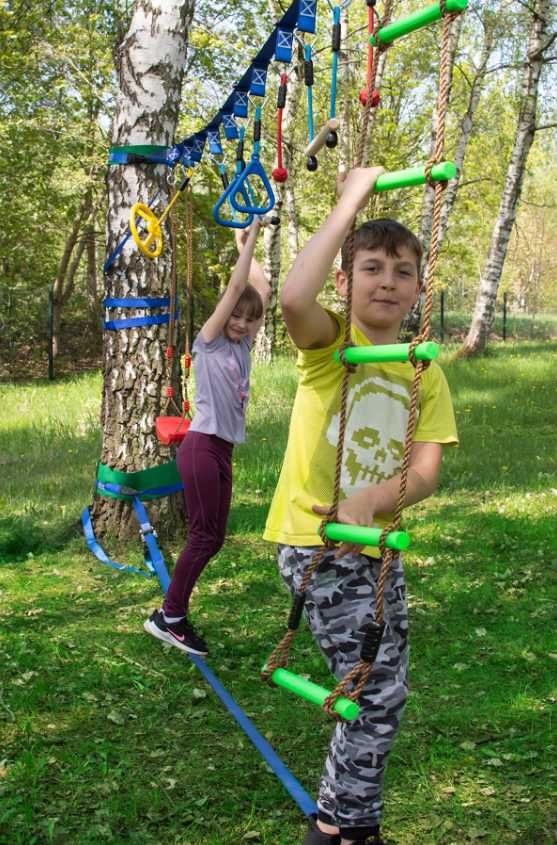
[129,202,163,259]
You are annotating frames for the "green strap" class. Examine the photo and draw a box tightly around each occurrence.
[109,144,168,156]
[96,461,181,501]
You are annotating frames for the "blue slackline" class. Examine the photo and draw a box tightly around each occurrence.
[187,653,317,818]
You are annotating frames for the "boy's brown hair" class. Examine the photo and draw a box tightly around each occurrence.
[340,218,423,277]
[232,283,264,320]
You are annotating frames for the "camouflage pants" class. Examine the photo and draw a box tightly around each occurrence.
[277,544,408,829]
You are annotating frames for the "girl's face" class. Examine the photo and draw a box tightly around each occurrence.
[224,307,257,343]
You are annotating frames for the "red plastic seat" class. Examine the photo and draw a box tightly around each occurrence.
[155,416,191,445]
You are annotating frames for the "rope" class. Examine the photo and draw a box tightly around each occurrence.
[161,185,183,420]
[264,0,464,719]
[262,0,392,689]
[323,0,461,716]
[182,184,194,417]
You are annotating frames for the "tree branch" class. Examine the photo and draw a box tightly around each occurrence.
[458,177,495,189]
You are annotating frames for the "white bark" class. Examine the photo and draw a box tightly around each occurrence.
[95,0,193,537]
[460,0,553,356]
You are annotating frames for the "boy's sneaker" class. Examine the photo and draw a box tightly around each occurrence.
[302,822,340,845]
[301,820,386,845]
[144,610,208,656]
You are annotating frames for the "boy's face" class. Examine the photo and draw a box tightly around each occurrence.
[336,245,421,334]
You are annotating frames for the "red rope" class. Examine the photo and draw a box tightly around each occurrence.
[272,73,288,183]
[360,6,381,108]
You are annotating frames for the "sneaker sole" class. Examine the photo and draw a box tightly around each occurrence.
[143,619,208,656]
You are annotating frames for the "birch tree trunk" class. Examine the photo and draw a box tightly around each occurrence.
[86,219,99,324]
[92,0,193,538]
[437,9,494,251]
[459,0,553,356]
[255,219,281,362]
[51,194,92,356]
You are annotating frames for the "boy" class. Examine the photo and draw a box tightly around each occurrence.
[263,168,458,845]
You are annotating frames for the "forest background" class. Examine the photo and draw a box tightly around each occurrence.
[0,0,556,380]
[1,3,557,843]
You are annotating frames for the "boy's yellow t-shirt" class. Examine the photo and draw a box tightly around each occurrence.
[263,311,459,555]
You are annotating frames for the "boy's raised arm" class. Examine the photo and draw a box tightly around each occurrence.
[280,167,384,350]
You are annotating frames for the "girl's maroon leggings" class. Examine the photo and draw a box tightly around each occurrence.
[163,431,233,618]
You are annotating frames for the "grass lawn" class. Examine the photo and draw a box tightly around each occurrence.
[1,341,556,845]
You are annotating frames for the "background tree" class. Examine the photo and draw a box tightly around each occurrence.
[459,0,556,356]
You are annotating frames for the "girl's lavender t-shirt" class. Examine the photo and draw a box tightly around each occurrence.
[188,331,252,444]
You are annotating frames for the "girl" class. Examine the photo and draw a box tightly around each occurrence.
[144,220,270,655]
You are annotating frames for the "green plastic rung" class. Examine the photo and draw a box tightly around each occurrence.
[269,667,360,720]
[334,341,440,365]
[374,162,456,192]
[370,0,468,46]
[323,523,411,551]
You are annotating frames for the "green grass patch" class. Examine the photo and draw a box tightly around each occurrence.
[1,344,556,844]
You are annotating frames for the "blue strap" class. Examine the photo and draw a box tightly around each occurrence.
[329,6,340,120]
[82,484,173,593]
[81,506,155,580]
[130,497,171,593]
[96,481,183,499]
[104,297,170,308]
[103,313,178,331]
[188,653,318,818]
[103,296,179,331]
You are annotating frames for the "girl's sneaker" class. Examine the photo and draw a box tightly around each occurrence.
[144,609,208,655]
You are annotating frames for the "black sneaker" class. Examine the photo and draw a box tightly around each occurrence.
[143,609,208,656]
[302,821,340,845]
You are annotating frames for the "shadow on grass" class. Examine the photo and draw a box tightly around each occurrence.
[0,515,83,563]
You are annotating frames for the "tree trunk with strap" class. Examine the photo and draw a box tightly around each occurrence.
[92,0,194,540]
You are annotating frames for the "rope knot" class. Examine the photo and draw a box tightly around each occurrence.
[439,0,461,21]
[338,344,357,374]
[408,335,431,370]
[378,524,393,559]
[319,510,337,548]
